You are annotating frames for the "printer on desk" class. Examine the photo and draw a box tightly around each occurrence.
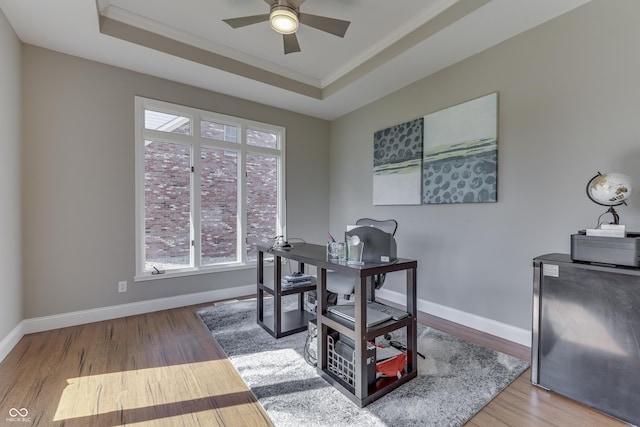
[345,225,397,263]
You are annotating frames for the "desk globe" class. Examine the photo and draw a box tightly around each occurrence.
[586,172,633,224]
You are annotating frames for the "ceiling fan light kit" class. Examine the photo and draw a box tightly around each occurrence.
[270,5,299,34]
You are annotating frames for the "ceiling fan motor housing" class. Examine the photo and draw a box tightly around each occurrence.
[270,2,299,34]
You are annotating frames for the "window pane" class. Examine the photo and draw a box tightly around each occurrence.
[144,140,191,271]
[145,109,191,135]
[201,120,238,143]
[201,147,238,265]
[246,153,278,261]
[247,128,277,149]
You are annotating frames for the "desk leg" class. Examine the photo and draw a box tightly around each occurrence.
[355,274,368,400]
[406,267,418,373]
[257,250,264,324]
[274,255,282,337]
[317,268,327,372]
[298,261,306,311]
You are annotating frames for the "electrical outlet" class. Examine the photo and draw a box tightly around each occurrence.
[118,281,127,293]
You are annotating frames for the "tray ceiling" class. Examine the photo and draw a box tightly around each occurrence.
[0,0,591,119]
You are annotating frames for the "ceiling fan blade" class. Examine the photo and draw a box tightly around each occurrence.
[299,13,350,38]
[283,33,301,54]
[223,14,270,29]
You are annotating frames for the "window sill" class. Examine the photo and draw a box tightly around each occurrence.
[133,261,267,283]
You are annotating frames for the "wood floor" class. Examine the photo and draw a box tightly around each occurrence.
[0,298,628,427]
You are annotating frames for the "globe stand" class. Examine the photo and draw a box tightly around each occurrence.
[604,206,620,225]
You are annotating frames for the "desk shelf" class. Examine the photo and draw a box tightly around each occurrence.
[258,280,317,297]
[320,363,418,408]
[318,302,417,407]
[257,249,316,338]
[321,310,413,342]
[260,310,315,338]
[319,307,418,407]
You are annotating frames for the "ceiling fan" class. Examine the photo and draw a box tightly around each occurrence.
[223,0,351,55]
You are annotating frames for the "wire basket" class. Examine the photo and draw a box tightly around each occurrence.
[327,333,356,387]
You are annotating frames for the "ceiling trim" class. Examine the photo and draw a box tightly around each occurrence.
[100,3,321,87]
[324,0,490,98]
[98,0,490,103]
[321,0,459,87]
[99,15,323,99]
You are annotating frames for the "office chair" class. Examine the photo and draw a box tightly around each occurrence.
[326,218,398,297]
[354,218,397,237]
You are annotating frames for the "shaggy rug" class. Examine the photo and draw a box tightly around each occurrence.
[197,297,528,427]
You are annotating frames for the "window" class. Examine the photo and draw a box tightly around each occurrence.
[135,97,285,278]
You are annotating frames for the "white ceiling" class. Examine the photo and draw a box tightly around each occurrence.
[0,0,591,120]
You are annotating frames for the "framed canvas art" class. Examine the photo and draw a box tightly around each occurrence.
[372,118,423,205]
[422,93,498,204]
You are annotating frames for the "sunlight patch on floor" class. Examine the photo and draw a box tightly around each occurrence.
[53,360,246,421]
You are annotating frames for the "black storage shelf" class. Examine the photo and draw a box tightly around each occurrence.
[319,358,417,407]
[321,308,413,342]
[258,280,317,297]
[260,310,315,339]
[256,249,316,338]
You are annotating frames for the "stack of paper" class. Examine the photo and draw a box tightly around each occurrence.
[586,224,626,238]
[282,273,315,289]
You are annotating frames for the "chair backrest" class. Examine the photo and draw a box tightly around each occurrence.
[327,218,398,294]
[355,218,397,290]
[356,218,397,236]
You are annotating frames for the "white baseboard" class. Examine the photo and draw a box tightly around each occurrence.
[0,285,255,363]
[376,288,532,348]
[0,322,25,363]
[21,285,256,335]
[1,284,531,364]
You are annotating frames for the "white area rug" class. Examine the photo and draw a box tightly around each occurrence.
[197,297,528,427]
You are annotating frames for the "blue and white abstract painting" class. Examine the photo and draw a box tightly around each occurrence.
[373,118,424,205]
[422,93,498,204]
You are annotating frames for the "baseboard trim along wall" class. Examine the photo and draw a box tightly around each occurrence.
[21,285,257,334]
[376,288,532,347]
[1,285,531,364]
[0,323,25,365]
[0,285,255,363]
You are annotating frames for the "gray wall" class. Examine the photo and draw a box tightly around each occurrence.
[329,0,640,330]
[0,10,22,340]
[10,0,640,334]
[21,46,330,318]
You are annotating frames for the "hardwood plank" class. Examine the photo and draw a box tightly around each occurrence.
[481,373,625,427]
[0,296,631,426]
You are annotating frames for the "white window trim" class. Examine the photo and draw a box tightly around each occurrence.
[134,96,286,281]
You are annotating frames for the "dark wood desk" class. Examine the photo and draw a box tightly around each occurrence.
[257,242,418,407]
